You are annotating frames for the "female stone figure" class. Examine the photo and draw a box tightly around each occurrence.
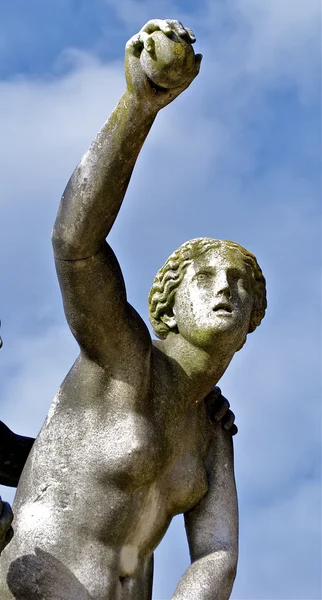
[0,19,266,600]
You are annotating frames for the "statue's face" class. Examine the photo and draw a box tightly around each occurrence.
[171,246,253,350]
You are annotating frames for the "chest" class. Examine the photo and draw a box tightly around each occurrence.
[52,360,212,515]
[89,399,210,515]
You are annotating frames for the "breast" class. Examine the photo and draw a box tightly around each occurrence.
[91,410,164,490]
[161,450,209,515]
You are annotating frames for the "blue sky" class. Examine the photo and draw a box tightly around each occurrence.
[0,1,320,598]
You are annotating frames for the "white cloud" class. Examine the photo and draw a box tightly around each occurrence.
[103,0,188,31]
[1,325,78,435]
[0,325,78,506]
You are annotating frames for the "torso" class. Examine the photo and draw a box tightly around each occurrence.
[0,344,214,600]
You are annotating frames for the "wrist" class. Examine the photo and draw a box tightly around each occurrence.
[123,88,159,121]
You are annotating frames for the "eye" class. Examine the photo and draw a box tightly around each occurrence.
[228,269,241,280]
[194,271,212,282]
[228,269,251,291]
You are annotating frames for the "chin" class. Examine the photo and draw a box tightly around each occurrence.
[197,322,246,350]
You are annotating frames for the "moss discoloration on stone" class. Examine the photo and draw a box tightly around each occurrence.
[149,237,267,341]
[140,30,196,88]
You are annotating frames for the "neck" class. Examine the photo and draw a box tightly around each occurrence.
[159,332,237,404]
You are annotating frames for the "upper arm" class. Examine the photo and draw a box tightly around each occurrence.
[184,427,238,563]
[55,241,151,366]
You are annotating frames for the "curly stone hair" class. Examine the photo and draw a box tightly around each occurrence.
[148,237,267,340]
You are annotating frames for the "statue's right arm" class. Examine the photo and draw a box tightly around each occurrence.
[52,20,201,365]
[52,51,156,365]
[52,93,155,364]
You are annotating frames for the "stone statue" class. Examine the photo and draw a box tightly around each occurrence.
[0,19,266,600]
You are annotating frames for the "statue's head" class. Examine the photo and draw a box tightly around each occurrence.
[148,238,267,351]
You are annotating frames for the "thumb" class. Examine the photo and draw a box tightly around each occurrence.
[194,53,203,73]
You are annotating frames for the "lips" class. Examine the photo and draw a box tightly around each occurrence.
[213,302,233,313]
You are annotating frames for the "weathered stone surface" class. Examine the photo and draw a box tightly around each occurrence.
[0,19,266,600]
[140,29,196,88]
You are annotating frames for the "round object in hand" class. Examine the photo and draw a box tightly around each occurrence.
[140,30,195,89]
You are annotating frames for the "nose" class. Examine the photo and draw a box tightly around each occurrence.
[213,271,231,298]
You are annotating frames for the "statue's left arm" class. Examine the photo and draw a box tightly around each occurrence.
[173,427,238,600]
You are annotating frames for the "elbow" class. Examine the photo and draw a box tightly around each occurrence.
[52,220,87,260]
[206,550,238,600]
[208,549,237,581]
[52,204,102,260]
[224,551,238,586]
[51,223,71,258]
[215,549,238,598]
[198,550,238,599]
[52,184,87,259]
[173,550,237,600]
[216,548,237,579]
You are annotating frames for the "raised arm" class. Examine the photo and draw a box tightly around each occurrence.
[51,20,201,363]
[173,426,238,600]
[53,19,200,259]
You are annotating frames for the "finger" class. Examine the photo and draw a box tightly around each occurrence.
[214,398,230,422]
[212,386,222,398]
[165,21,196,45]
[204,387,221,405]
[185,27,196,44]
[141,19,172,36]
[194,53,203,75]
[125,34,144,53]
[231,424,238,436]
[139,31,154,53]
[204,388,230,421]
[204,389,221,416]
[205,395,230,421]
[165,19,187,38]
[222,409,236,431]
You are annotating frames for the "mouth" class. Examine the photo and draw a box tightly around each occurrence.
[213,302,233,314]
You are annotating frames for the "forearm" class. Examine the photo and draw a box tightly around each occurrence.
[183,427,238,599]
[172,550,236,600]
[52,90,156,259]
[187,427,238,561]
[52,20,200,260]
